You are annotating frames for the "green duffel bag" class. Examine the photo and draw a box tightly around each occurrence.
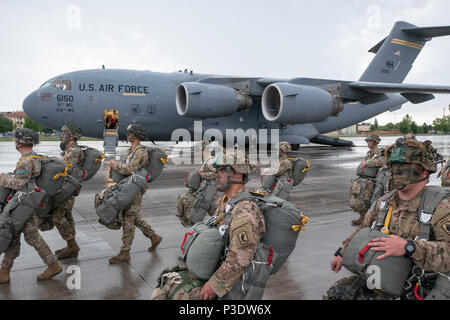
[342,227,412,297]
[356,162,379,179]
[221,242,276,300]
[179,222,225,280]
[0,183,47,253]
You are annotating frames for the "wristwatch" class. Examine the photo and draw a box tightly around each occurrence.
[334,247,343,257]
[404,240,416,257]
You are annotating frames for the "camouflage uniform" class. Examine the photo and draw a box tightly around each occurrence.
[110,144,160,252]
[330,139,449,299]
[207,191,266,297]
[440,157,450,187]
[0,152,57,273]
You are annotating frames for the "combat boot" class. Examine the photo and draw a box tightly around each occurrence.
[351,212,365,226]
[56,239,80,260]
[109,250,130,264]
[37,261,63,281]
[148,234,163,252]
[0,267,11,284]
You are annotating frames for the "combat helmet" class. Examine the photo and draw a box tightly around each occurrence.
[126,124,147,140]
[61,123,81,139]
[365,134,380,144]
[14,128,39,145]
[278,141,292,153]
[212,147,255,175]
[385,138,437,173]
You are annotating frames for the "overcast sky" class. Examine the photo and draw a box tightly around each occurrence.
[1,0,449,125]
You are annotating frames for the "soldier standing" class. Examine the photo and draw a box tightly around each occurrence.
[151,148,265,300]
[52,123,83,259]
[351,134,385,225]
[108,124,162,264]
[256,141,293,195]
[0,128,62,283]
[328,138,450,300]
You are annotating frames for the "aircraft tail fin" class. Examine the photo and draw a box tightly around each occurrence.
[359,21,450,83]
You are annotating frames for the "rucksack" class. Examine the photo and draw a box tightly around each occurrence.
[109,145,168,183]
[289,157,310,186]
[70,146,104,182]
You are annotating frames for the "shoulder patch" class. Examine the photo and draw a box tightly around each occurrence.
[14,168,28,176]
[237,230,249,245]
[441,219,450,237]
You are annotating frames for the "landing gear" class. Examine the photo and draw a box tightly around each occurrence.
[291,144,300,151]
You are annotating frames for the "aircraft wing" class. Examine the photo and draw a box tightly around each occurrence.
[348,81,450,94]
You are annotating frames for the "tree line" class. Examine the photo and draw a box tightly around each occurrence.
[370,114,449,134]
[0,115,52,134]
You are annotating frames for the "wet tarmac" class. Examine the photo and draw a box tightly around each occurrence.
[0,135,448,300]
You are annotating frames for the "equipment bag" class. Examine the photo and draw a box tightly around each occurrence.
[289,157,310,186]
[188,180,218,225]
[355,162,379,179]
[271,177,294,200]
[0,183,47,254]
[260,175,277,191]
[35,174,81,218]
[96,168,148,224]
[221,242,277,300]
[179,222,225,280]
[441,165,450,187]
[349,177,375,213]
[70,146,104,182]
[185,170,202,191]
[425,272,450,300]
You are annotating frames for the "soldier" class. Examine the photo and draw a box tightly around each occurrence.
[256,141,293,195]
[51,123,83,259]
[328,138,449,300]
[351,134,385,225]
[0,128,63,283]
[438,157,450,187]
[404,132,417,141]
[108,124,162,264]
[151,148,265,300]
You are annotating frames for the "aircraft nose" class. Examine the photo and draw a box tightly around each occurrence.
[22,91,39,121]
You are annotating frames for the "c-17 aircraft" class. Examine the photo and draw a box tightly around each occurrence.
[23,21,450,149]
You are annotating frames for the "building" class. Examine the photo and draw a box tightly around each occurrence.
[3,111,26,129]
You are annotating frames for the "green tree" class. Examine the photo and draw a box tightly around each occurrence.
[370,118,379,131]
[432,115,450,134]
[24,116,53,134]
[0,116,14,133]
[398,114,417,134]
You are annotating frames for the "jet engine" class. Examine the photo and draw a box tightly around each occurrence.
[261,83,343,124]
[176,82,252,118]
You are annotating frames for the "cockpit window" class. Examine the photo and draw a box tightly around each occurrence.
[40,79,72,90]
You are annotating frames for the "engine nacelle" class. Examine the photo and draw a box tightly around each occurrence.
[261,83,343,124]
[176,82,252,118]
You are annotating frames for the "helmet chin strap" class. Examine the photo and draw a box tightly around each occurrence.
[218,167,246,191]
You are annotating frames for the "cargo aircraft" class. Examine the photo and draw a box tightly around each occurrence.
[23,21,450,149]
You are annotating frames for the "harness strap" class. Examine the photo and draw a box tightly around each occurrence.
[416,187,450,241]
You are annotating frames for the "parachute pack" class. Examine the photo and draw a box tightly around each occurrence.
[70,146,104,182]
[349,177,375,213]
[0,185,12,212]
[0,182,47,254]
[178,190,307,299]
[288,157,310,186]
[110,145,168,183]
[96,168,149,226]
